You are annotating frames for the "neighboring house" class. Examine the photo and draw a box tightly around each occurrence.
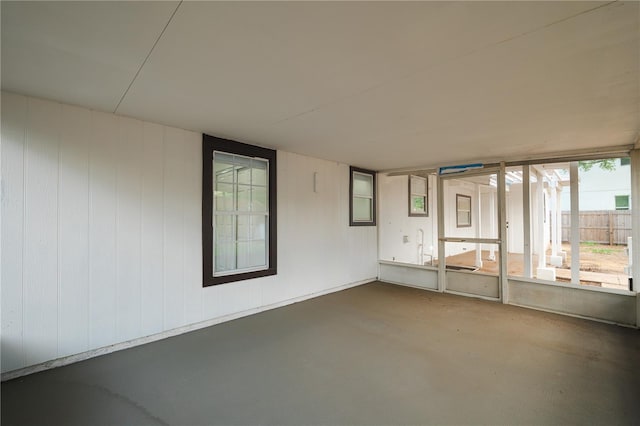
[560,158,631,211]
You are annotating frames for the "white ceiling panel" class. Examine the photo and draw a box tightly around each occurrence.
[1,1,179,112]
[260,1,639,170]
[2,1,638,170]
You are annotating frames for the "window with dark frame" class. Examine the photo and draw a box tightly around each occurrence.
[202,134,277,286]
[408,175,428,217]
[350,166,376,226]
[456,194,471,227]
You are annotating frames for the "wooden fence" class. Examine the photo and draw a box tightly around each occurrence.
[561,210,631,245]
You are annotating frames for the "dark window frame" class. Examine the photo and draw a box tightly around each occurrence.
[202,134,277,286]
[349,166,376,226]
[456,193,472,228]
[408,174,428,217]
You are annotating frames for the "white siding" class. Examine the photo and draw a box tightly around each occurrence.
[1,92,378,374]
[560,164,631,211]
[378,174,438,265]
[58,104,91,357]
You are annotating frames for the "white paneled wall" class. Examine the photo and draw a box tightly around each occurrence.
[378,174,438,265]
[1,92,378,374]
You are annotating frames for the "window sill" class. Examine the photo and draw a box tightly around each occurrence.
[205,268,277,286]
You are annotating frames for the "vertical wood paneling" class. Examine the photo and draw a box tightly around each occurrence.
[89,111,118,348]
[140,122,164,336]
[23,97,59,365]
[183,131,203,325]
[2,93,379,374]
[116,117,143,341]
[58,104,90,357]
[1,93,27,371]
[163,127,185,330]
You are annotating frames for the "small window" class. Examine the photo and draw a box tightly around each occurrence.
[620,157,630,166]
[350,166,376,226]
[615,195,629,210]
[456,194,472,227]
[408,175,428,217]
[202,135,277,286]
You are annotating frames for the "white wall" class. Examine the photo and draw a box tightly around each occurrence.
[1,92,378,374]
[378,174,438,265]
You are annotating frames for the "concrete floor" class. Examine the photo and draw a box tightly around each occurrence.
[2,281,640,425]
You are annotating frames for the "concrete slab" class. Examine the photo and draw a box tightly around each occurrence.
[2,281,639,425]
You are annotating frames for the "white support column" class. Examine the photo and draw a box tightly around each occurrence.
[536,171,546,269]
[629,150,640,327]
[556,186,563,256]
[550,182,558,257]
[488,190,496,261]
[498,163,508,303]
[475,183,482,268]
[570,162,580,285]
[437,175,445,292]
[523,166,532,278]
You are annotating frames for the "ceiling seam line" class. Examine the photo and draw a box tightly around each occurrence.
[492,0,619,48]
[267,0,620,128]
[113,0,183,114]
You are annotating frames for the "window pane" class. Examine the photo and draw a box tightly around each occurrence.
[353,173,373,197]
[443,177,496,237]
[214,182,234,211]
[444,242,500,276]
[214,242,236,273]
[215,215,234,242]
[237,215,250,241]
[410,176,426,195]
[214,214,235,273]
[237,185,251,211]
[251,215,266,240]
[237,167,251,185]
[457,211,470,226]
[252,160,268,186]
[214,153,235,183]
[615,195,629,210]
[412,195,426,213]
[574,158,631,290]
[249,240,267,268]
[353,197,372,221]
[236,241,250,269]
[236,241,267,269]
[251,186,267,212]
[505,166,527,278]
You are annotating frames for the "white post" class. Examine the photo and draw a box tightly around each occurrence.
[550,182,558,257]
[570,162,580,284]
[523,166,532,278]
[437,175,446,292]
[629,150,640,327]
[499,163,508,303]
[536,171,546,269]
[556,186,563,256]
[475,183,482,268]
[488,190,496,261]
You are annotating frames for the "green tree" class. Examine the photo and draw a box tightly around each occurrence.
[578,159,618,172]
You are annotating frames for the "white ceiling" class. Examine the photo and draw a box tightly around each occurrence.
[3,1,639,171]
